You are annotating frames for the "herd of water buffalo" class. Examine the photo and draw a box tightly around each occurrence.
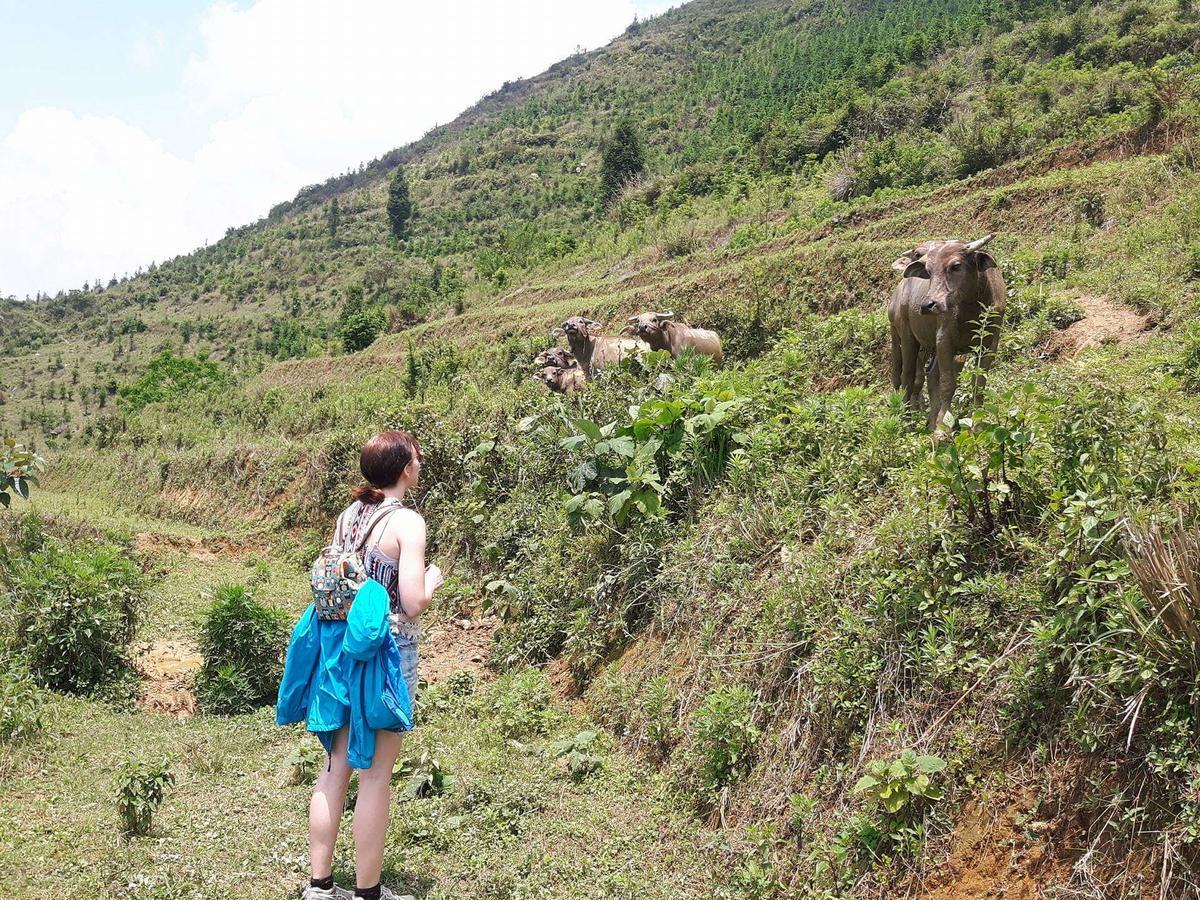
[533,235,1005,432]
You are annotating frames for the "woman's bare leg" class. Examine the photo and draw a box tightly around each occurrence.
[309,727,351,881]
[353,729,405,890]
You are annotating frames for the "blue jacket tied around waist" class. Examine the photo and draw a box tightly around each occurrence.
[276,578,413,769]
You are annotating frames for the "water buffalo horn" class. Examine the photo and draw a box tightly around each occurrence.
[966,234,994,251]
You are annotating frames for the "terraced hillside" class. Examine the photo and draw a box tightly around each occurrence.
[4,0,1200,897]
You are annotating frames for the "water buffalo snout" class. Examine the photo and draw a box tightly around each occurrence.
[920,300,937,314]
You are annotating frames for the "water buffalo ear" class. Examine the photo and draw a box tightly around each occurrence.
[972,250,998,271]
[902,260,929,280]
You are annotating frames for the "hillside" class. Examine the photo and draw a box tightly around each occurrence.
[4,0,1200,896]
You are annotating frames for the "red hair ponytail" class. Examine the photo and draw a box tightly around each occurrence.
[351,485,385,504]
[351,430,422,504]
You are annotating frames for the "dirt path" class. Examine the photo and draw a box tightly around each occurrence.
[136,638,203,717]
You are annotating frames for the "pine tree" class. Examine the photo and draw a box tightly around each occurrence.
[601,119,646,202]
[328,197,341,243]
[387,165,413,240]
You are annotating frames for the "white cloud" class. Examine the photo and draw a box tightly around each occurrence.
[0,0,648,298]
[128,27,168,69]
[0,109,195,296]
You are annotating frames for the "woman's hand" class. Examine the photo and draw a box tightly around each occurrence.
[425,563,444,595]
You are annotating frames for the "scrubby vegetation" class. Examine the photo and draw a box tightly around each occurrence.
[195,583,289,714]
[0,517,144,697]
[4,0,1200,895]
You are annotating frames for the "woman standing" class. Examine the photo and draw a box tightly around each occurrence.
[304,430,442,900]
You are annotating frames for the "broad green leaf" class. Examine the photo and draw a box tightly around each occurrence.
[608,490,632,516]
[915,755,945,773]
[852,774,879,794]
[574,419,603,441]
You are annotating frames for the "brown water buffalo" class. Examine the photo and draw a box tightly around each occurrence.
[557,317,647,378]
[889,235,1005,432]
[533,364,586,394]
[622,311,724,364]
[888,239,960,409]
[534,347,577,370]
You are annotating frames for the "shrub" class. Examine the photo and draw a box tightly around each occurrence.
[2,533,144,695]
[601,118,646,202]
[852,751,946,815]
[117,757,174,836]
[195,583,288,714]
[851,751,946,859]
[0,657,45,742]
[562,380,749,528]
[339,308,386,353]
[553,729,604,780]
[688,682,760,802]
[117,351,225,413]
[283,741,326,786]
[491,669,553,739]
[398,749,456,800]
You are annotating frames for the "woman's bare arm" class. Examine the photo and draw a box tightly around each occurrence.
[391,509,438,618]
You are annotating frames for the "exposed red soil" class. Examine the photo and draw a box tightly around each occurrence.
[417,614,497,686]
[920,759,1159,900]
[134,531,270,561]
[136,639,202,718]
[1042,295,1155,359]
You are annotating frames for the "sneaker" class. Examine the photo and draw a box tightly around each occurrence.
[374,888,416,900]
[301,885,352,900]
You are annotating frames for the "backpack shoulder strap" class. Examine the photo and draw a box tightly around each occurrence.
[333,502,360,547]
[353,500,403,553]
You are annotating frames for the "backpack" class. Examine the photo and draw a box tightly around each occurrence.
[310,500,401,621]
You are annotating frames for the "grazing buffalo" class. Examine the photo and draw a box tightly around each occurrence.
[622,311,723,364]
[557,316,647,379]
[888,239,960,409]
[533,364,586,394]
[889,235,1006,432]
[533,347,577,370]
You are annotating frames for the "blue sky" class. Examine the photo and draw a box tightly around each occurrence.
[0,0,677,298]
[1,2,209,152]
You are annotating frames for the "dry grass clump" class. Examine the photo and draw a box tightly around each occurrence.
[1124,514,1200,669]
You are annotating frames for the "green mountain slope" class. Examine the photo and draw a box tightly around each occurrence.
[5,0,1200,895]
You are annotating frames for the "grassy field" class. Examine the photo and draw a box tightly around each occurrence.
[0,499,720,899]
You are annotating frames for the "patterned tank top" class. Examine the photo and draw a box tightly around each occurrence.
[339,500,421,641]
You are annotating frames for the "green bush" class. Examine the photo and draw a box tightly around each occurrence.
[0,438,44,508]
[117,351,225,413]
[116,757,174,836]
[491,669,554,739]
[562,380,749,528]
[687,682,760,802]
[552,730,604,780]
[852,751,945,815]
[0,656,45,742]
[195,583,288,714]
[339,308,386,353]
[1,530,144,695]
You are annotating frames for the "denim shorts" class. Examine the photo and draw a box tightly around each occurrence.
[390,616,421,706]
